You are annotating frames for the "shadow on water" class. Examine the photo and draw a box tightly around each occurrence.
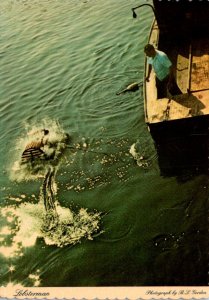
[150,115,209,181]
[156,135,209,181]
[136,119,209,285]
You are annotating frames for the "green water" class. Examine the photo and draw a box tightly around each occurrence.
[0,0,208,287]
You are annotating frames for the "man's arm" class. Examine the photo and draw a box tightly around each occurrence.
[146,64,152,82]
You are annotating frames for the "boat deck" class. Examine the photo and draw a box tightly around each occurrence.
[145,22,209,124]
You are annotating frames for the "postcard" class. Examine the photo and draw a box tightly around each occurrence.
[0,0,208,299]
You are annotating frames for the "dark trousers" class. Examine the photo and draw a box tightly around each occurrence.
[156,76,182,99]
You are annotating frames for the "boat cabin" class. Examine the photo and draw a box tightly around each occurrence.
[134,1,209,175]
[143,1,209,129]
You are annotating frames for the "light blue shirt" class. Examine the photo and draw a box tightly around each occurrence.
[148,50,172,81]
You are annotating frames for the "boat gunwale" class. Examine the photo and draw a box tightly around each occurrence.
[144,18,159,125]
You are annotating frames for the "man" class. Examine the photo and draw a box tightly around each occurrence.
[144,44,181,99]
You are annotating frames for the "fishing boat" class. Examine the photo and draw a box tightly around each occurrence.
[132,1,209,175]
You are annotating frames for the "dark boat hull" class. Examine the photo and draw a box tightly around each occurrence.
[148,115,209,176]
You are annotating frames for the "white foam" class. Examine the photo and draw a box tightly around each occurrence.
[2,282,24,288]
[3,119,102,255]
[130,142,149,168]
[9,119,69,182]
[0,200,102,256]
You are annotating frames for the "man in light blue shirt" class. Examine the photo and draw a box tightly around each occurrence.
[144,44,181,98]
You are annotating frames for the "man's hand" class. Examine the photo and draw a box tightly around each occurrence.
[146,65,152,82]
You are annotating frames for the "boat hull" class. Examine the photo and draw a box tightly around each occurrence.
[148,115,209,176]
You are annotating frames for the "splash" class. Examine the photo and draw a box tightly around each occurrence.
[129,142,149,168]
[42,206,102,247]
[3,282,25,289]
[10,120,69,182]
[2,120,102,253]
[0,200,102,255]
[28,272,41,287]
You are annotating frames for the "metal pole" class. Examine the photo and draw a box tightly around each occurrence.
[132,4,157,19]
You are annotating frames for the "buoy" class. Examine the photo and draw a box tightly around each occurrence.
[116,82,142,95]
